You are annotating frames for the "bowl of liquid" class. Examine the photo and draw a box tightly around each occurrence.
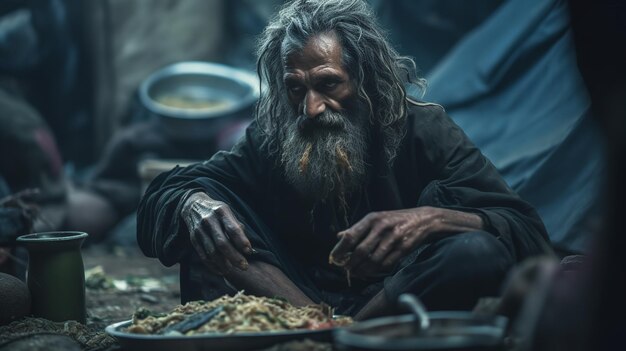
[139,61,259,141]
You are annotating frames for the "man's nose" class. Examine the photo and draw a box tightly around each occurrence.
[303,91,326,118]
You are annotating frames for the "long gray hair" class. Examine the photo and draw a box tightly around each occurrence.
[255,0,425,164]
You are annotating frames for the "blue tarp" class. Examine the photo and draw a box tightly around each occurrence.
[419,0,605,253]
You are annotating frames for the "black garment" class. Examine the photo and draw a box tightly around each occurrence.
[137,102,550,312]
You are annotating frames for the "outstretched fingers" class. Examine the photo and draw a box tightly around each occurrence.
[218,206,253,255]
[203,213,249,271]
[190,229,222,275]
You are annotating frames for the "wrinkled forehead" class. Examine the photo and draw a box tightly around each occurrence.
[281,31,344,70]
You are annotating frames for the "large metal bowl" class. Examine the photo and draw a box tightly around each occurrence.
[139,61,260,141]
[334,312,508,351]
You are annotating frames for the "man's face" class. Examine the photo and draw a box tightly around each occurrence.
[283,32,355,119]
[279,32,368,203]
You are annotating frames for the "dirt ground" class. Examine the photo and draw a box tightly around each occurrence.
[0,244,183,350]
[83,245,182,329]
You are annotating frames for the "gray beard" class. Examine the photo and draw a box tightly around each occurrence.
[280,109,369,204]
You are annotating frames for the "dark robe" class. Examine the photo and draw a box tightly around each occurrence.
[137,101,550,313]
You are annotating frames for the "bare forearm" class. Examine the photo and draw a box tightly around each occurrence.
[430,207,484,234]
[225,261,315,306]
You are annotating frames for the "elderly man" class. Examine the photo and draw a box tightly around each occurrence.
[137,0,550,319]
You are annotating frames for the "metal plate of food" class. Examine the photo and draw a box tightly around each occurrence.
[105,293,351,351]
[106,320,336,351]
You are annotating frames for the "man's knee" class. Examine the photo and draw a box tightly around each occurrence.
[386,231,514,310]
[435,231,513,283]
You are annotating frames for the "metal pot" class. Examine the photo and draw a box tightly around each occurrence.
[334,295,508,351]
[139,61,260,141]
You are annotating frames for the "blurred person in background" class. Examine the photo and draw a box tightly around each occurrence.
[0,0,83,274]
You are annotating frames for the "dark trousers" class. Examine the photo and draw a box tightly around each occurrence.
[180,179,514,315]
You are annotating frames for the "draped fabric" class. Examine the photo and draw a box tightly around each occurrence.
[419,0,605,253]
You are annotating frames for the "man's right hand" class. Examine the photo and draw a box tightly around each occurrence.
[181,192,253,275]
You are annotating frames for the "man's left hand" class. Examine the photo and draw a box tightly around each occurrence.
[329,207,484,278]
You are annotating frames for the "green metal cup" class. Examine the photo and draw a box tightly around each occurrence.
[17,231,88,323]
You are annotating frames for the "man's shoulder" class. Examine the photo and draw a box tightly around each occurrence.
[405,97,447,126]
[402,97,463,143]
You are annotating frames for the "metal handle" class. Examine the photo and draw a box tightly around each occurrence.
[398,294,430,331]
